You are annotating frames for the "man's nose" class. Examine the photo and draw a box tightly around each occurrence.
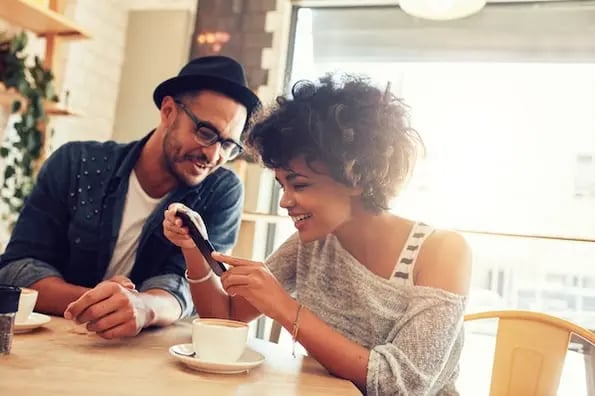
[201,142,222,164]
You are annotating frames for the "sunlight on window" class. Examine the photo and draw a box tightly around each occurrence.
[279,7,595,394]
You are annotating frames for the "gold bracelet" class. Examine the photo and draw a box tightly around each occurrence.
[291,303,304,358]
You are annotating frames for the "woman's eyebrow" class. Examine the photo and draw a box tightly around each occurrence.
[286,172,309,182]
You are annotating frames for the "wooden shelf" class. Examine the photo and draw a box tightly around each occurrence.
[241,211,291,224]
[0,0,91,39]
[0,84,82,117]
[44,101,82,116]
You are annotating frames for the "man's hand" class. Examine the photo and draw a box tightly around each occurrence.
[63,280,155,339]
[108,275,135,290]
[163,203,208,250]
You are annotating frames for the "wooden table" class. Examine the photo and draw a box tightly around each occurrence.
[0,317,361,396]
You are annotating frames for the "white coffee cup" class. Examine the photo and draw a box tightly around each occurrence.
[15,287,38,323]
[192,318,249,363]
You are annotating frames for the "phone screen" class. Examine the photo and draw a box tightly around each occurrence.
[175,208,226,276]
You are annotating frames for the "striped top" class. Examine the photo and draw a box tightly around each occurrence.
[391,222,434,285]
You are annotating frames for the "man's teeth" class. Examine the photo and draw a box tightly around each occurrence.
[292,214,312,222]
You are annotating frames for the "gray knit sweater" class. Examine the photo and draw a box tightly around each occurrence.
[266,231,465,396]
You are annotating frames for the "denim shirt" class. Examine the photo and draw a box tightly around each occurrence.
[0,132,244,317]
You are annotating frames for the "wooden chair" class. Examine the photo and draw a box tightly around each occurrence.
[464,310,595,396]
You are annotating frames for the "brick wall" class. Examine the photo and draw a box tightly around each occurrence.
[50,0,129,149]
[190,0,292,104]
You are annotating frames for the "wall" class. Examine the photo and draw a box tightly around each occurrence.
[111,9,196,143]
[49,0,129,149]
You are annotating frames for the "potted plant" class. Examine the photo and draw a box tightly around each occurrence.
[0,31,58,230]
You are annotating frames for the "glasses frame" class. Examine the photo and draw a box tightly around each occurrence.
[173,99,243,160]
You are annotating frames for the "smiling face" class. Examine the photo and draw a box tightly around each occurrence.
[160,91,247,186]
[275,156,362,243]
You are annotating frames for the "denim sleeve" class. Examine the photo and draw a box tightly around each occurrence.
[200,170,244,253]
[0,257,63,287]
[139,273,193,318]
[0,143,73,272]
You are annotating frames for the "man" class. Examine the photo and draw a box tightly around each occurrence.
[0,56,260,339]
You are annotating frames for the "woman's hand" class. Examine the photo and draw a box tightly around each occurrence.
[162,203,207,250]
[213,252,295,321]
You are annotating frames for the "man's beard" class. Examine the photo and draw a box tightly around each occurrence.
[162,126,212,187]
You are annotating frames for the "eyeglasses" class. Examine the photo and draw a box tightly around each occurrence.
[174,99,243,160]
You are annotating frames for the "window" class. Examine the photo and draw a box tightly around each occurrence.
[264,3,595,394]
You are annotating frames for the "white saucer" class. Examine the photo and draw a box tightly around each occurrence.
[169,343,265,374]
[14,312,51,334]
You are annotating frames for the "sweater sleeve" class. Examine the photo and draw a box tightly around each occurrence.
[264,232,300,296]
[366,288,465,396]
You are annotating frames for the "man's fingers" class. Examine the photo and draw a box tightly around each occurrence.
[96,319,139,340]
[163,218,188,235]
[109,275,135,290]
[86,308,133,333]
[76,294,121,324]
[64,283,117,320]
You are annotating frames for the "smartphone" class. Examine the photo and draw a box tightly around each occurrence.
[175,208,226,276]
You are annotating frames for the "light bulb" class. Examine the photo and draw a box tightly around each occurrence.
[399,0,486,21]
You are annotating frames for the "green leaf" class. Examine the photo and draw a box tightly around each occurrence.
[0,147,9,158]
[4,165,15,179]
[11,100,21,113]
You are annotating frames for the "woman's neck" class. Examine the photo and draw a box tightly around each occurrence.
[333,208,412,276]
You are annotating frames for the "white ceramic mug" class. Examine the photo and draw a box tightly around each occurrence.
[192,318,248,363]
[15,287,38,323]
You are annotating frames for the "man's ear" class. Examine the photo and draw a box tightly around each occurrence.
[159,96,176,124]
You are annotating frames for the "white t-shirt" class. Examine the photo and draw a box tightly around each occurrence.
[103,170,163,280]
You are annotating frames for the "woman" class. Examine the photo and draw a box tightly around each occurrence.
[163,74,471,395]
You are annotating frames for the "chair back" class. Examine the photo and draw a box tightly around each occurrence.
[464,310,595,396]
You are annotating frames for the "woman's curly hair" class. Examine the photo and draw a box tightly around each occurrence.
[245,73,423,213]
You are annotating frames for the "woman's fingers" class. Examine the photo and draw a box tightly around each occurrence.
[212,252,263,267]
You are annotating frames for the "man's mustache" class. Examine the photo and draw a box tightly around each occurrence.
[174,153,214,167]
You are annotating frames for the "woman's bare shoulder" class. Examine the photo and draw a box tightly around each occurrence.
[414,229,472,296]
